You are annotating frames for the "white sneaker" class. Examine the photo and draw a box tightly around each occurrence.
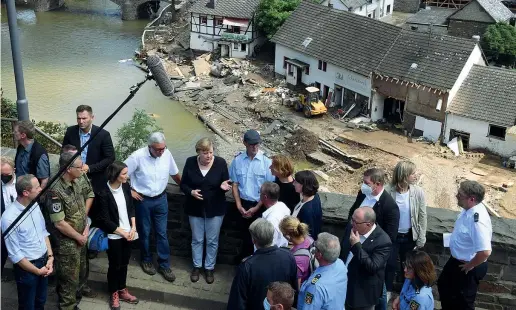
[386,291,392,302]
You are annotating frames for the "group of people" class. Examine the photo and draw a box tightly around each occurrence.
[0,105,493,310]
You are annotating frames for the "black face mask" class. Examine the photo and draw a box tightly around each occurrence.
[1,174,13,184]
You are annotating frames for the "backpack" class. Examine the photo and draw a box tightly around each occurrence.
[293,241,319,274]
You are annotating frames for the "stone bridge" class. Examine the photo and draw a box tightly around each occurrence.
[19,0,181,20]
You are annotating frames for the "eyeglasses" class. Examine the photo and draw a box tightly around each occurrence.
[351,219,370,225]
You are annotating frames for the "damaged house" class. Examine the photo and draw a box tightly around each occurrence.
[189,0,265,58]
[444,65,516,157]
[271,1,402,119]
[272,0,485,140]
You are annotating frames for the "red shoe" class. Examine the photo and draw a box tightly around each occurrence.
[118,288,139,304]
[110,291,120,310]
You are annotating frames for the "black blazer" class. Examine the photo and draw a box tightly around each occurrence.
[179,156,229,218]
[340,224,392,308]
[95,182,135,234]
[62,124,115,192]
[348,190,400,242]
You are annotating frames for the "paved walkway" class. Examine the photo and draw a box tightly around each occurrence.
[2,252,234,310]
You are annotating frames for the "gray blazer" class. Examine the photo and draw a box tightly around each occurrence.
[386,184,427,248]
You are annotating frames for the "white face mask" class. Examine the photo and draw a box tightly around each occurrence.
[361,183,373,197]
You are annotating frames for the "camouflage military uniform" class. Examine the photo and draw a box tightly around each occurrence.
[48,175,94,310]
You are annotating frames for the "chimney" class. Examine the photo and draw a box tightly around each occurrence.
[411,25,418,31]
[472,35,480,42]
[210,0,216,8]
[328,0,333,7]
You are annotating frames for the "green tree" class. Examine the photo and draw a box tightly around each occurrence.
[482,22,516,67]
[115,109,162,160]
[1,97,65,154]
[255,0,301,39]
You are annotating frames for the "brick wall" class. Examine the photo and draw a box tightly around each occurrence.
[163,185,516,309]
[448,20,490,39]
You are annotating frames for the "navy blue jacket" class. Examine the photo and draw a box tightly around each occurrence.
[297,193,323,240]
[227,246,298,310]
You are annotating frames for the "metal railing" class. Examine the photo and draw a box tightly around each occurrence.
[1,117,63,149]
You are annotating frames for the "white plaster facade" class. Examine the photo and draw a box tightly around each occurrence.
[447,45,485,106]
[189,13,263,58]
[274,44,371,106]
[444,114,516,157]
[320,0,394,19]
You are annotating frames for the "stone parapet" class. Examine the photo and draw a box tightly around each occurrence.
[164,184,516,309]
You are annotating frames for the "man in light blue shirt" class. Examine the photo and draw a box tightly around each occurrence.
[298,232,348,310]
[1,174,54,310]
[229,129,274,260]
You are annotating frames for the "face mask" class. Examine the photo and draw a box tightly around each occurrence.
[263,297,271,310]
[1,174,13,184]
[361,183,373,197]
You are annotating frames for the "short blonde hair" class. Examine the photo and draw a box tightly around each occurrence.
[391,160,416,191]
[279,216,309,239]
[195,137,213,153]
[271,154,294,178]
[0,156,15,168]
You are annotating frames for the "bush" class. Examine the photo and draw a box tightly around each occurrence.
[482,22,516,67]
[115,109,162,160]
[0,97,66,154]
[255,0,301,39]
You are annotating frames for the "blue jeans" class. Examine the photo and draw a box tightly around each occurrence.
[13,254,48,310]
[189,215,224,270]
[135,194,170,269]
[375,284,387,310]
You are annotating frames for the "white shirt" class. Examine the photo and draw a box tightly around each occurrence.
[2,178,17,210]
[360,189,384,208]
[1,200,49,263]
[450,203,492,262]
[292,199,306,218]
[125,147,179,197]
[346,224,377,266]
[107,183,131,240]
[396,191,411,233]
[262,201,291,248]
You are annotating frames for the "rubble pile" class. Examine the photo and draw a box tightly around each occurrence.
[285,128,320,160]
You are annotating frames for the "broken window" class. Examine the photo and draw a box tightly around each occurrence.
[200,16,207,24]
[215,18,223,26]
[322,61,327,72]
[283,57,289,69]
[305,66,310,75]
[488,125,506,140]
[387,4,391,13]
[231,26,241,33]
[288,64,294,76]
[315,82,321,92]
[233,43,239,50]
[241,43,247,52]
[318,60,327,71]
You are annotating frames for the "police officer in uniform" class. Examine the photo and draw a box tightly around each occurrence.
[229,129,274,260]
[298,232,348,310]
[437,180,492,310]
[48,152,94,310]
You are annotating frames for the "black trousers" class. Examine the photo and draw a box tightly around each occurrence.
[237,199,263,262]
[385,230,416,291]
[437,256,488,310]
[1,234,7,274]
[107,238,132,294]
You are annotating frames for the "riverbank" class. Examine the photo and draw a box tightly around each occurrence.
[138,11,516,218]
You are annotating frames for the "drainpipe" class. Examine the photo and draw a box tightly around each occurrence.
[5,0,30,121]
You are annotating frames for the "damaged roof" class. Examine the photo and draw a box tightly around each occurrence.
[448,65,516,127]
[189,0,260,19]
[319,0,369,10]
[449,0,514,22]
[271,1,402,77]
[272,1,479,91]
[375,30,478,91]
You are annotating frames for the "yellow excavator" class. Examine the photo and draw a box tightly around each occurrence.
[296,86,328,118]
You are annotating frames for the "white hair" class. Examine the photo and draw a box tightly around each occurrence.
[148,132,166,145]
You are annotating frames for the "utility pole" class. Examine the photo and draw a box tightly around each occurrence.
[5,0,30,121]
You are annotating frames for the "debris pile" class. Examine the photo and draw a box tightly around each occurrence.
[285,128,320,160]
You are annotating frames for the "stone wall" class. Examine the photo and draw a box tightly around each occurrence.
[393,0,420,13]
[164,184,516,309]
[448,20,490,39]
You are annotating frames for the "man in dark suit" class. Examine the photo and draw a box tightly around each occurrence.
[62,105,115,193]
[348,168,400,242]
[341,207,392,310]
